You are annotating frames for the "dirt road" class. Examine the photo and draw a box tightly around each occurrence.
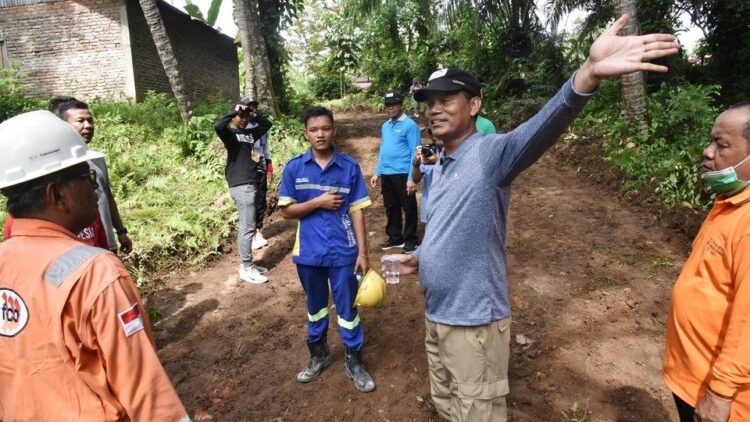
[147,112,687,421]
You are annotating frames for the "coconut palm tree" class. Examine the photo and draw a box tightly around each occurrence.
[613,0,649,132]
[138,0,193,122]
[545,0,649,132]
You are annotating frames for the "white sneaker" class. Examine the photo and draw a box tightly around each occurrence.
[254,264,268,274]
[239,264,268,284]
[252,231,269,250]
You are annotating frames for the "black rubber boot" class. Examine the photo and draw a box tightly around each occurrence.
[344,347,376,392]
[296,338,332,383]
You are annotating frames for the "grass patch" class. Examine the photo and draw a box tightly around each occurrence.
[561,401,588,422]
[0,91,309,286]
[645,252,675,268]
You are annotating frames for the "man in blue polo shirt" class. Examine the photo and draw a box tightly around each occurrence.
[370,91,421,253]
[387,16,679,421]
[279,106,376,393]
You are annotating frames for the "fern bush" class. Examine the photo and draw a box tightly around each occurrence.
[570,81,719,210]
[0,86,308,285]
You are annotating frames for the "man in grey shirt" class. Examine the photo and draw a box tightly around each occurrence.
[388,15,679,421]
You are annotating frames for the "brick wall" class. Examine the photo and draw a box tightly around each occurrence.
[0,0,238,103]
[0,0,130,100]
[126,0,239,103]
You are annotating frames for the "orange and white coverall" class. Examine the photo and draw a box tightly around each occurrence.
[0,219,189,421]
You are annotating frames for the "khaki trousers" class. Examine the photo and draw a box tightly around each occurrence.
[424,318,511,422]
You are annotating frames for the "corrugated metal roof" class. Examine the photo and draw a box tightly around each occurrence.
[0,0,55,7]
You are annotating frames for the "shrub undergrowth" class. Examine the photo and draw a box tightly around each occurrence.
[568,81,718,211]
[0,80,308,285]
[322,91,383,112]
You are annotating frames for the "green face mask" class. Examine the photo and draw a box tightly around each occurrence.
[703,154,750,195]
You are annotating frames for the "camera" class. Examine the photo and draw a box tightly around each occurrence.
[421,143,437,158]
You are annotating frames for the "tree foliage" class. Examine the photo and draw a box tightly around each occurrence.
[183,0,224,27]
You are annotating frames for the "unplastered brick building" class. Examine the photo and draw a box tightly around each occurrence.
[0,0,238,102]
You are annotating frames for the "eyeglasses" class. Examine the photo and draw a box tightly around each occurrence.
[25,169,98,194]
[57,169,97,187]
[65,169,98,185]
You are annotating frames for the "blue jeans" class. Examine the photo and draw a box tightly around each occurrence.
[229,183,258,264]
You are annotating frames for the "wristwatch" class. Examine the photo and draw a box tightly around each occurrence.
[412,158,421,167]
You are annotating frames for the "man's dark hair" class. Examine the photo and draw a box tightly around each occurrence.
[303,106,334,127]
[728,102,750,141]
[2,166,85,218]
[2,179,50,218]
[49,96,89,119]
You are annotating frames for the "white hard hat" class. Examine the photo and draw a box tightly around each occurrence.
[0,110,104,189]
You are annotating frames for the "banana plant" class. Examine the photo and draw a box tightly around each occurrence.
[183,0,224,27]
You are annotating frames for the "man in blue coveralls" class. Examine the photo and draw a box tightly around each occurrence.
[278,106,376,393]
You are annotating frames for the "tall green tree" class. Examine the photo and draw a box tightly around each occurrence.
[258,0,303,112]
[139,0,193,122]
[235,0,277,113]
[236,0,301,114]
[678,0,750,104]
[614,0,649,133]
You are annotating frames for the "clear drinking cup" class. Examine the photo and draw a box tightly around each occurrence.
[382,255,400,285]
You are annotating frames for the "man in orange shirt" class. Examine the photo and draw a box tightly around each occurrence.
[0,111,189,421]
[664,103,750,422]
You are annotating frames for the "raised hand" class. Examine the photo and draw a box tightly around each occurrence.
[575,14,680,93]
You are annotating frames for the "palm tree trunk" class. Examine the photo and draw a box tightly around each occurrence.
[234,0,277,114]
[235,0,254,98]
[614,0,649,134]
[138,0,193,122]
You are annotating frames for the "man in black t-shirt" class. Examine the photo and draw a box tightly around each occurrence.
[214,98,273,284]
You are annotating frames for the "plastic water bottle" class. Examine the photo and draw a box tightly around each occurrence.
[382,255,400,285]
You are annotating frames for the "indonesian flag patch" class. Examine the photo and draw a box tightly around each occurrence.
[118,303,144,337]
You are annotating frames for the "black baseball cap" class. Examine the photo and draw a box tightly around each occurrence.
[383,91,403,105]
[413,69,481,102]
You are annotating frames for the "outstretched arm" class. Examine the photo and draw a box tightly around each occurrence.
[573,14,679,93]
[489,14,679,186]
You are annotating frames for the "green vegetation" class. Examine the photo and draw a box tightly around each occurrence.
[0,72,308,285]
[285,1,748,215]
[0,65,44,122]
[4,0,748,283]
[322,91,383,112]
[561,401,588,422]
[569,80,718,210]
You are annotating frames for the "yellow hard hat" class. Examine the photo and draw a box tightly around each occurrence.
[354,270,386,308]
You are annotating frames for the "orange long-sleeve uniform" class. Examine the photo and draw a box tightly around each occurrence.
[664,188,750,420]
[0,219,189,422]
